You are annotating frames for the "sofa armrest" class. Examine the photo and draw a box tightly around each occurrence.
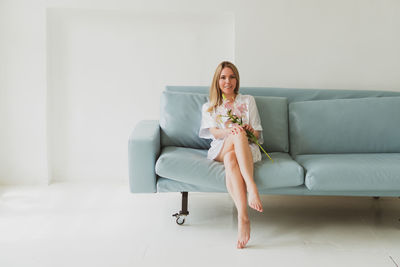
[128,120,160,193]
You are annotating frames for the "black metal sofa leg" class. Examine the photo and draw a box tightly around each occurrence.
[172,192,189,225]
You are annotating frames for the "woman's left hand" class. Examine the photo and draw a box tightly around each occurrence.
[243,124,255,134]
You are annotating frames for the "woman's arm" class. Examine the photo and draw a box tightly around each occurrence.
[209,127,230,139]
[246,95,263,142]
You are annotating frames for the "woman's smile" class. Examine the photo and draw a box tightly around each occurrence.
[219,67,237,99]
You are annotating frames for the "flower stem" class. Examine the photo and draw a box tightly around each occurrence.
[247,130,274,163]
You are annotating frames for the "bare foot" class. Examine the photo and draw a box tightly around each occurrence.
[237,217,250,249]
[248,191,263,212]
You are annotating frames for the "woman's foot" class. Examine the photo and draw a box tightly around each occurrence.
[248,191,263,212]
[237,217,250,249]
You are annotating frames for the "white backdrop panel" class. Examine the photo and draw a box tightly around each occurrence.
[47,9,234,182]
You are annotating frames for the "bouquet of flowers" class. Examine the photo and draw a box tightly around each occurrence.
[220,94,274,162]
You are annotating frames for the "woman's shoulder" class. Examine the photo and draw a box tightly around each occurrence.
[202,100,211,107]
[202,100,213,112]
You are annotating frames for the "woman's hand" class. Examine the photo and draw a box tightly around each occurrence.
[243,124,260,139]
[227,125,244,136]
[243,124,255,134]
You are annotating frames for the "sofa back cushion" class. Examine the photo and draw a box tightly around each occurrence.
[289,96,400,156]
[160,91,210,149]
[160,91,289,152]
[255,96,289,152]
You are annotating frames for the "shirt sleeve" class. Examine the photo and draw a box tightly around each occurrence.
[248,95,264,144]
[199,102,217,139]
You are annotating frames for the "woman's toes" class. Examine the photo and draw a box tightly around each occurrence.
[237,218,250,249]
[248,193,263,213]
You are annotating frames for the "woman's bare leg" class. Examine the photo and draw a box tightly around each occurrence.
[215,134,263,212]
[223,151,250,249]
[231,132,263,212]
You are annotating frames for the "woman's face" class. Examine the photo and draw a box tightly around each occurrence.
[219,67,237,97]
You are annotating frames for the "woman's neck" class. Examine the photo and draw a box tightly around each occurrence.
[224,93,237,101]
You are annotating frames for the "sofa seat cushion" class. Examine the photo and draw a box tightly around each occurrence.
[296,154,400,191]
[155,146,304,191]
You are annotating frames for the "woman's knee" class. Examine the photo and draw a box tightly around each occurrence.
[233,130,248,144]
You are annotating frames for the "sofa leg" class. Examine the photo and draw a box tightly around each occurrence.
[172,192,189,225]
[373,196,380,200]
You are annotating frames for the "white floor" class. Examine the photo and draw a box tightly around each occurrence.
[0,182,399,267]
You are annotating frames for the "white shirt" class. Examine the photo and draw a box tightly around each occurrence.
[199,94,264,163]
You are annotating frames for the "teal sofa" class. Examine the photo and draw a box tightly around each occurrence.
[129,86,400,224]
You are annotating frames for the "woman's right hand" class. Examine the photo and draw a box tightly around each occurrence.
[211,125,244,139]
[226,125,244,136]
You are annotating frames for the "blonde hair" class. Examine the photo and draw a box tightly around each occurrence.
[207,61,240,112]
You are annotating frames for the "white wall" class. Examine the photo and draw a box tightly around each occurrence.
[0,0,48,185]
[236,0,400,90]
[1,0,400,184]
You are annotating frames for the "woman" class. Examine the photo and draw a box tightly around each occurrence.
[199,61,264,249]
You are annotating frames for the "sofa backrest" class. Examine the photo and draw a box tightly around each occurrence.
[289,96,400,156]
[167,86,400,103]
[160,91,289,152]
